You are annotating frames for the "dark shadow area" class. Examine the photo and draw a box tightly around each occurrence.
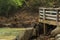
[33,22,57,36]
[45,24,56,35]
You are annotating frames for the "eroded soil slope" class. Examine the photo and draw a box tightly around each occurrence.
[0,10,39,28]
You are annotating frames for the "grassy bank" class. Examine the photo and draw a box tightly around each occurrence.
[0,28,33,40]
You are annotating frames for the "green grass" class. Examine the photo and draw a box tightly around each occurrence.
[0,28,33,40]
[0,28,25,36]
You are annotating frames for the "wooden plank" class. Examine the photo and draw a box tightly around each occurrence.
[39,10,57,13]
[40,13,60,17]
[46,17,56,20]
[46,14,56,17]
[39,19,57,25]
[56,10,59,27]
[40,16,60,20]
[40,13,56,17]
[39,10,60,14]
[43,9,46,35]
[40,16,56,20]
[39,7,60,10]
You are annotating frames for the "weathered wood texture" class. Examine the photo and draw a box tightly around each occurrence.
[39,8,60,25]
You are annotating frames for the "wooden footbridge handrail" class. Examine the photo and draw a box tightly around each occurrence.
[39,8,60,25]
[39,8,60,35]
[39,7,60,10]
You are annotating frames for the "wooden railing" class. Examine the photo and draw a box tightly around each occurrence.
[39,8,60,21]
[39,8,60,35]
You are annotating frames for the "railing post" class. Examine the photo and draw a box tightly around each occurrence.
[56,10,59,27]
[39,8,41,22]
[43,9,46,35]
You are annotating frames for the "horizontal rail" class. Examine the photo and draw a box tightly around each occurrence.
[46,14,56,17]
[39,8,60,10]
[40,13,60,17]
[46,17,59,20]
[40,13,56,16]
[40,16,60,20]
[39,11,60,13]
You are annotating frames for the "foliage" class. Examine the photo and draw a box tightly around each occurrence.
[25,0,60,8]
[0,0,60,17]
[45,0,60,7]
[0,0,25,17]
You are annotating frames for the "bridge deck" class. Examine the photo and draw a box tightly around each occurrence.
[39,19,60,25]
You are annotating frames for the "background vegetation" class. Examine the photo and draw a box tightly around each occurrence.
[0,0,60,28]
[0,0,25,17]
[0,0,60,17]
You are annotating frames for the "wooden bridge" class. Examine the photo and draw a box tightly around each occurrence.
[39,8,60,26]
[39,8,60,35]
